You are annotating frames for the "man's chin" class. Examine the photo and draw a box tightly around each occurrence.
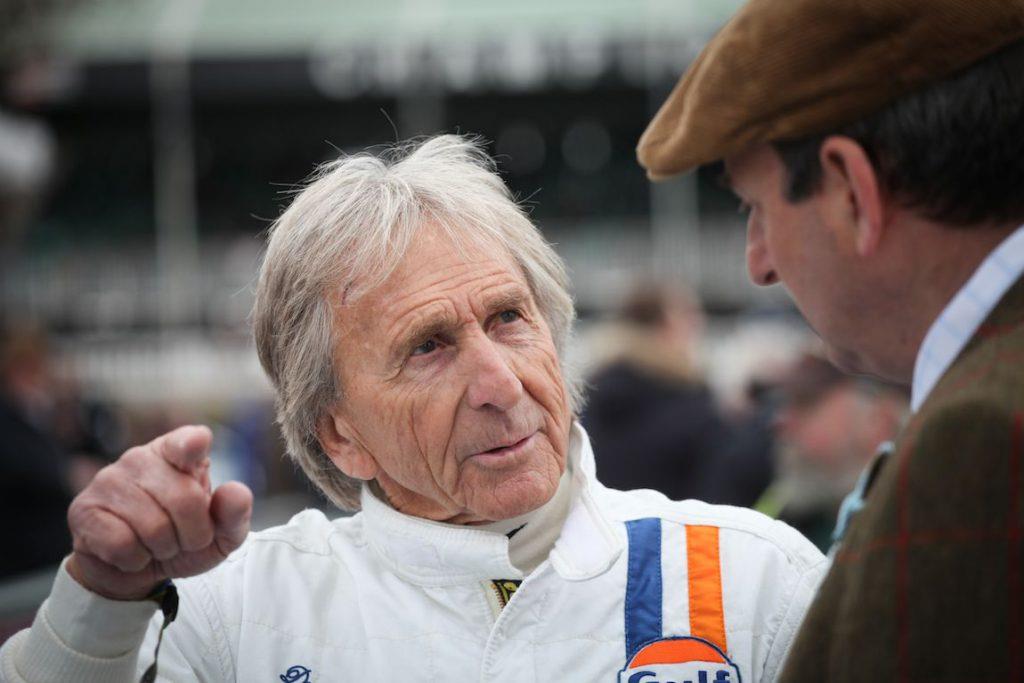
[823,344,862,375]
[476,493,552,522]
[465,468,560,521]
[824,343,908,385]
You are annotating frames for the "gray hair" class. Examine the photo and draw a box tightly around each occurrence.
[253,135,581,510]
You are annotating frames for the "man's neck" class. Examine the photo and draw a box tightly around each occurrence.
[880,218,1019,383]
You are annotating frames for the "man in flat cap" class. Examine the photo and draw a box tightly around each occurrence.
[638,0,1024,680]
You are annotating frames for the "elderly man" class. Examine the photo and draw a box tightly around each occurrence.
[638,0,1024,680]
[0,137,824,682]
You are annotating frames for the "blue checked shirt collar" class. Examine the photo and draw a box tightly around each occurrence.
[911,224,1024,413]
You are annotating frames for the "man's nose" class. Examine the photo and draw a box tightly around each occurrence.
[746,220,779,286]
[464,336,524,411]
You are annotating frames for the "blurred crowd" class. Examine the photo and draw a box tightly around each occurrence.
[580,281,773,507]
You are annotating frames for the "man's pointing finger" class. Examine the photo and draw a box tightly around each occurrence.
[154,424,213,475]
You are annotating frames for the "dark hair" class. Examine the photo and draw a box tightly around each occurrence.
[617,280,698,329]
[773,39,1024,227]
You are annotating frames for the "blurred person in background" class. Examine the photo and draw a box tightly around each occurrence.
[638,0,1024,679]
[0,136,826,682]
[0,325,117,579]
[755,352,908,552]
[582,280,774,506]
[0,326,72,580]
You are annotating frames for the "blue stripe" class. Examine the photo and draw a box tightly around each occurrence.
[624,518,663,660]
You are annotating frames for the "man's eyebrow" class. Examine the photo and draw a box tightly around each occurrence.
[386,287,532,365]
[482,287,531,315]
[388,316,453,364]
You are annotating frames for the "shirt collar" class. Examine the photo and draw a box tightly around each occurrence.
[358,422,622,587]
[912,224,1024,412]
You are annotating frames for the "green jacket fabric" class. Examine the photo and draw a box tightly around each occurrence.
[780,274,1024,682]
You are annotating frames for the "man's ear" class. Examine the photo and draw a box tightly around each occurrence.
[818,136,887,257]
[317,409,379,481]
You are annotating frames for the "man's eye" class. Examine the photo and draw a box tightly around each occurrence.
[498,309,521,324]
[411,339,438,356]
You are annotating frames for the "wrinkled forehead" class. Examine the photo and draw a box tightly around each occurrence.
[326,226,536,372]
[334,221,525,310]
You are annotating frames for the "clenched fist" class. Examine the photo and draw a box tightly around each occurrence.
[65,425,253,600]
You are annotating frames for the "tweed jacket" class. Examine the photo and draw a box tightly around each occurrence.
[779,274,1024,681]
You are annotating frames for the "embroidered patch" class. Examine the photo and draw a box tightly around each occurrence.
[279,664,313,682]
[491,579,522,608]
[618,636,742,683]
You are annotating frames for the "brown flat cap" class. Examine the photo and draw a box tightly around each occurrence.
[637,0,1024,179]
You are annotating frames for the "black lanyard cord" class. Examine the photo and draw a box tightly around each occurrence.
[140,581,179,683]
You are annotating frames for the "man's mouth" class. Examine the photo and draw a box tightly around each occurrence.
[482,434,532,454]
[467,432,538,465]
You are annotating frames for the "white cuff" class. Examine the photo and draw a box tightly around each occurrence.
[13,559,159,683]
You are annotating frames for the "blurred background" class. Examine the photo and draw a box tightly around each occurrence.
[0,0,907,641]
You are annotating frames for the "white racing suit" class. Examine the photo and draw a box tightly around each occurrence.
[1,424,826,682]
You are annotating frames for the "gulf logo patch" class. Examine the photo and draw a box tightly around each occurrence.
[622,519,741,683]
[617,636,741,683]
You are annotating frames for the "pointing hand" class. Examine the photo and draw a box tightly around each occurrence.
[66,425,253,600]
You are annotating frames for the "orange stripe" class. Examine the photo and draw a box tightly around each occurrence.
[686,525,728,653]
